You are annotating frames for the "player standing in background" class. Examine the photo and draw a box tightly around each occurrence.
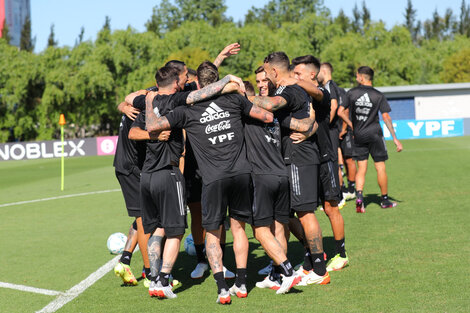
[337,66,403,213]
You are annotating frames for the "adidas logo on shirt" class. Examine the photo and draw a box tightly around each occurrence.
[200,102,230,123]
[355,93,372,121]
[355,93,372,108]
[314,258,322,263]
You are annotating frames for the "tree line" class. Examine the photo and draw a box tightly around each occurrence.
[1,0,469,143]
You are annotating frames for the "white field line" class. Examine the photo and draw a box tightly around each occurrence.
[0,282,64,296]
[36,255,121,313]
[0,189,120,208]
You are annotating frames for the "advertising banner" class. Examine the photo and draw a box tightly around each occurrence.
[381,119,464,140]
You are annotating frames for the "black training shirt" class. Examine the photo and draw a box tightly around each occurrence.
[274,84,320,166]
[132,92,190,173]
[324,80,341,131]
[311,87,335,163]
[166,93,253,185]
[113,100,146,175]
[342,85,391,144]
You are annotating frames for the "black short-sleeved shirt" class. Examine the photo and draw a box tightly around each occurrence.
[336,87,347,130]
[244,117,287,176]
[274,84,320,166]
[310,87,335,163]
[323,80,341,131]
[166,93,253,185]
[342,85,391,144]
[113,99,147,175]
[132,92,190,173]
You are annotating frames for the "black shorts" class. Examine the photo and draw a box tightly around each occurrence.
[140,167,187,237]
[340,130,355,159]
[353,135,389,162]
[116,170,141,217]
[201,174,253,231]
[318,161,342,203]
[252,174,290,226]
[288,164,318,212]
[329,128,339,161]
[185,171,202,204]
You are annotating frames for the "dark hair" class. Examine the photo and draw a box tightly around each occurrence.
[321,62,333,73]
[155,66,180,88]
[165,60,186,74]
[291,55,321,74]
[254,66,264,74]
[264,52,290,71]
[357,66,374,81]
[243,81,255,96]
[197,61,219,88]
[288,63,295,72]
[187,68,197,77]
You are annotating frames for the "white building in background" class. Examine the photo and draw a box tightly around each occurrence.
[0,0,31,47]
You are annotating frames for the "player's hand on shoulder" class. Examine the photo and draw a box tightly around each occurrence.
[122,105,140,121]
[157,130,171,142]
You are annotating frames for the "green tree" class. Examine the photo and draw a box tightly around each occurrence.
[1,19,11,44]
[440,47,470,82]
[352,3,362,33]
[20,17,34,51]
[362,1,371,29]
[75,26,85,46]
[47,24,57,47]
[334,9,350,34]
[458,0,470,36]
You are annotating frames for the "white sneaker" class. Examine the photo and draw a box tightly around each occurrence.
[255,276,281,290]
[257,261,273,275]
[343,191,356,201]
[276,273,301,294]
[297,270,330,286]
[190,262,209,279]
[216,288,232,304]
[338,197,346,209]
[223,266,235,279]
[229,284,247,298]
[154,280,177,299]
[148,280,157,297]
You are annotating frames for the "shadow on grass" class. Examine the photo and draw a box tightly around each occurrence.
[364,193,402,207]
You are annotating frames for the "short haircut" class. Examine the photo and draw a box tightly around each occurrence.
[243,81,255,96]
[357,66,374,81]
[264,52,290,71]
[187,68,197,77]
[155,65,180,88]
[291,55,321,74]
[197,61,219,88]
[288,63,295,72]
[321,62,333,73]
[165,60,186,74]
[254,66,264,74]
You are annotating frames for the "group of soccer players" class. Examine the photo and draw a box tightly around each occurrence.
[112,43,402,304]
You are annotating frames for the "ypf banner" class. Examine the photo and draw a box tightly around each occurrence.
[380,119,465,140]
[0,138,97,161]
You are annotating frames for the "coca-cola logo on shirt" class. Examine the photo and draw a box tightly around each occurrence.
[205,120,231,134]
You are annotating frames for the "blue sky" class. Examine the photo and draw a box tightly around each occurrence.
[32,0,465,52]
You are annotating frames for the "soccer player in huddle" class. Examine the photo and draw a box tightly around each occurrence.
[248,52,331,285]
[128,65,245,299]
[337,66,403,212]
[291,55,349,272]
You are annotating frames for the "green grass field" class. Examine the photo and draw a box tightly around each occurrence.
[1,136,469,313]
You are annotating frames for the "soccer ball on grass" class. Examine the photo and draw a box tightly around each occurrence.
[107,232,127,254]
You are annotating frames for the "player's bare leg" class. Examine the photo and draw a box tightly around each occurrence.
[206,226,231,304]
[229,218,249,297]
[153,233,183,299]
[375,161,397,208]
[114,222,139,285]
[135,217,150,284]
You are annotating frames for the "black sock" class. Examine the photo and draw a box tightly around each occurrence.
[279,260,294,276]
[356,190,363,200]
[348,180,356,192]
[157,271,170,287]
[381,194,388,200]
[311,253,327,276]
[195,244,206,263]
[220,243,226,262]
[235,268,247,287]
[303,249,313,271]
[144,267,151,279]
[335,238,347,258]
[269,266,281,281]
[214,271,228,293]
[120,251,132,265]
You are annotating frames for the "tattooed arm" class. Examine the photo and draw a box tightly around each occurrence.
[248,106,274,123]
[290,122,319,144]
[186,75,245,105]
[247,95,288,112]
[288,103,316,132]
[144,91,173,133]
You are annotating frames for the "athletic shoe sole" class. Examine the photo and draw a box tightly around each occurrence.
[356,200,365,213]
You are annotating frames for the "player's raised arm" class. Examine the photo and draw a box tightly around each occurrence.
[247,95,288,112]
[248,106,273,123]
[186,75,245,104]
[117,101,140,121]
[125,89,148,106]
[213,43,241,68]
[296,79,323,102]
